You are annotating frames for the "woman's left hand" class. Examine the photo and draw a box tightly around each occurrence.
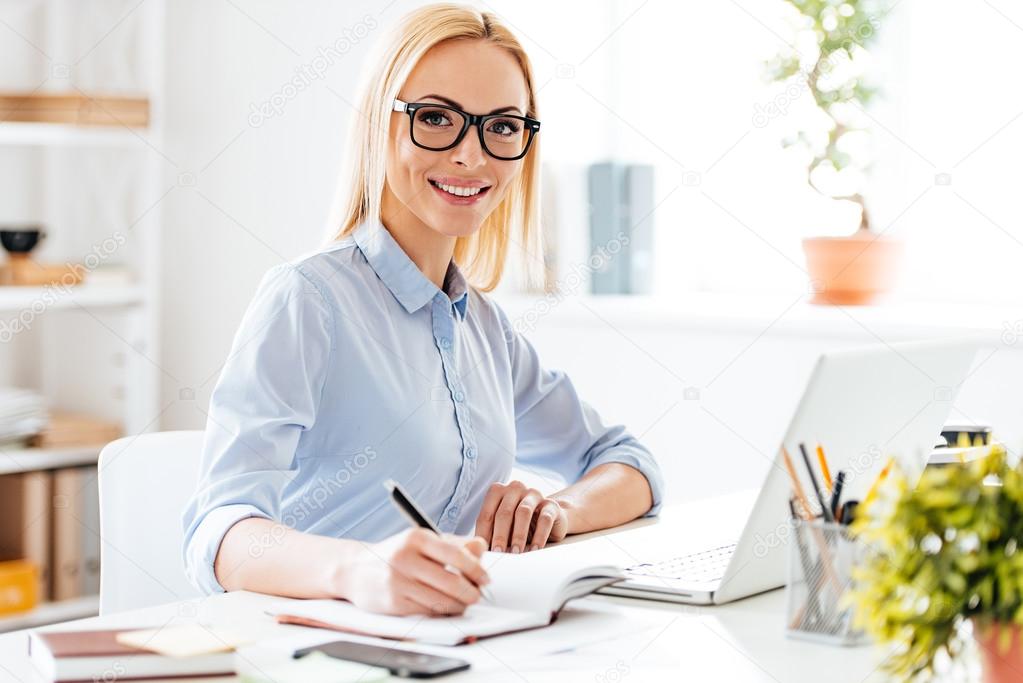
[473,481,568,553]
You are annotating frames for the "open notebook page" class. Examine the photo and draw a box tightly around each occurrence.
[267,544,623,645]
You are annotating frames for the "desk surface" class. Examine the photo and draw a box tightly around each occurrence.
[0,589,898,682]
[0,501,906,682]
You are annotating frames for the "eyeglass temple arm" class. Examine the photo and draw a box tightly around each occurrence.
[392,99,408,113]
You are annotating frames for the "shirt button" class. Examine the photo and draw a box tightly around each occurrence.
[453,390,465,403]
[439,337,452,350]
[448,506,460,517]
[465,446,477,459]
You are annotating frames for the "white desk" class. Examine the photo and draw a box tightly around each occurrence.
[0,589,897,682]
[0,502,902,682]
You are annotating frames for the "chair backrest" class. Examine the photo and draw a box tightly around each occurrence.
[97,430,204,614]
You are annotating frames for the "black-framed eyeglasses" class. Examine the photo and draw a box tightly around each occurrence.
[393,98,540,161]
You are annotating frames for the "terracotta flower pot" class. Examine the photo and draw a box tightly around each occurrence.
[976,622,1023,683]
[802,229,903,305]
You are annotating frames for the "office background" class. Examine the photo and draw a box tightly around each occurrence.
[0,0,1021,530]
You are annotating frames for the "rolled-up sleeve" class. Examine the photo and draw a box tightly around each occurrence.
[496,307,664,516]
[182,263,334,594]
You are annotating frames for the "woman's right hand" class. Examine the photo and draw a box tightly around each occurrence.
[339,529,490,616]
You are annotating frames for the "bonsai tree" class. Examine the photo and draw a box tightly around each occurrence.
[764,0,884,232]
[849,443,1023,680]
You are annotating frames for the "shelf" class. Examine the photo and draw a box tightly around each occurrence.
[0,284,145,313]
[0,121,146,148]
[0,594,99,633]
[0,445,101,475]
[497,292,1023,343]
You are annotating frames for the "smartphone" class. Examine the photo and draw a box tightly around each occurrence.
[294,639,471,678]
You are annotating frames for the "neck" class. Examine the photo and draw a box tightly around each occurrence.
[380,186,456,290]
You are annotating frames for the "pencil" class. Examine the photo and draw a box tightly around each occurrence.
[781,447,813,520]
[815,444,833,490]
[863,457,894,508]
[782,447,842,593]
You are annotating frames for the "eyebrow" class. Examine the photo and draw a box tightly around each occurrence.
[417,93,523,116]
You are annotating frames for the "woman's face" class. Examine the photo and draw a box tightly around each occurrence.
[385,39,530,239]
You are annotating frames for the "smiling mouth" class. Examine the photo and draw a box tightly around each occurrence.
[429,179,492,198]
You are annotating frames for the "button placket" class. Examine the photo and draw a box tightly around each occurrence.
[432,295,480,530]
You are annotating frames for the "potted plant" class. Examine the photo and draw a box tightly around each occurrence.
[849,444,1023,681]
[765,0,902,304]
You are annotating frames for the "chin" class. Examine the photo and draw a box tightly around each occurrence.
[429,213,485,238]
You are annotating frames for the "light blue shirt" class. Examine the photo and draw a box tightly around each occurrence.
[182,219,664,594]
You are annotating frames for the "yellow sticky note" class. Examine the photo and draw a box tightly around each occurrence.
[117,624,258,657]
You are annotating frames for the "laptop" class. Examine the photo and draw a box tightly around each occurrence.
[597,338,980,605]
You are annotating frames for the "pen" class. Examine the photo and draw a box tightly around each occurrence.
[799,443,834,523]
[384,479,493,602]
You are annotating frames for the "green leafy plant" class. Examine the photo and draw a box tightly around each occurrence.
[849,444,1023,679]
[764,0,885,231]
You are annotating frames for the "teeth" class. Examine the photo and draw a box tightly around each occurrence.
[433,181,484,197]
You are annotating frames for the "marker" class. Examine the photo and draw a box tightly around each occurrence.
[829,471,845,518]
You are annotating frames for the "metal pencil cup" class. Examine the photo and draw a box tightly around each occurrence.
[785,518,869,646]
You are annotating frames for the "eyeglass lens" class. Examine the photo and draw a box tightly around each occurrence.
[410,106,530,159]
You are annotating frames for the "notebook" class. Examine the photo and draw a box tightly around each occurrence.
[28,627,238,682]
[267,547,623,646]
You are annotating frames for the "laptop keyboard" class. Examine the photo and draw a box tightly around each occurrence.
[625,543,737,583]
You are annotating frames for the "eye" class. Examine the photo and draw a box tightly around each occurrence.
[417,109,453,127]
[488,118,521,137]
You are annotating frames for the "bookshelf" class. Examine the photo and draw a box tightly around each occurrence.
[0,595,98,634]
[0,284,145,312]
[0,0,166,630]
[0,446,101,477]
[0,121,142,148]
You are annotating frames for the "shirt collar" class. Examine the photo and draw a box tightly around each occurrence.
[353,220,469,320]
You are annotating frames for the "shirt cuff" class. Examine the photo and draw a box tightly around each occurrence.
[586,446,665,517]
[184,503,271,594]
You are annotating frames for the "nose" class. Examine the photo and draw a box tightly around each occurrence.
[449,126,487,169]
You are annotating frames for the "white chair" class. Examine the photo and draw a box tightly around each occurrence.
[97,430,205,614]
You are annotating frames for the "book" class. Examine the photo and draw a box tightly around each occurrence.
[267,547,623,646]
[0,471,53,601]
[29,412,122,449]
[0,560,38,616]
[51,467,101,601]
[0,92,150,127]
[28,628,235,682]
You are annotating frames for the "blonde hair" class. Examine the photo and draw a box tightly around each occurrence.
[328,3,541,292]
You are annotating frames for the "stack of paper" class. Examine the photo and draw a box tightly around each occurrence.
[0,387,48,446]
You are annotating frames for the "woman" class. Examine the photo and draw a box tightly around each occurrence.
[182,3,663,617]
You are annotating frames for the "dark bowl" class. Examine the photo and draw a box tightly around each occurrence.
[0,228,45,254]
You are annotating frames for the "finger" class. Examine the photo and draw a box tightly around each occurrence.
[389,595,425,617]
[529,500,560,550]
[549,504,569,543]
[403,577,470,615]
[473,484,504,544]
[420,534,490,587]
[509,490,543,554]
[490,487,525,552]
[408,554,481,605]
[464,536,487,558]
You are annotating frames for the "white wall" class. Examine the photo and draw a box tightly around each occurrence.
[159,0,387,427]
[154,0,1023,477]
